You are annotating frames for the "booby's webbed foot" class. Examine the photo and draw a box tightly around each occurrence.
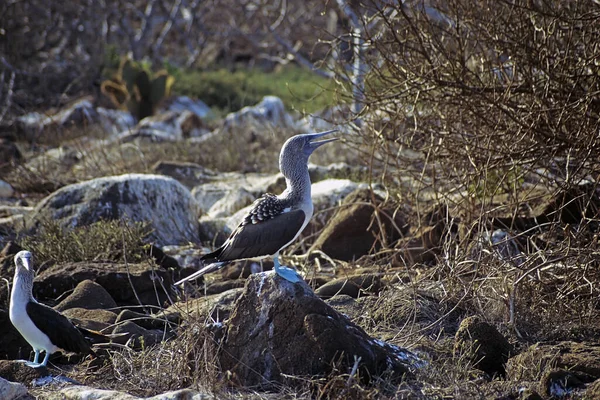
[272,254,302,283]
[25,361,45,368]
[275,265,302,283]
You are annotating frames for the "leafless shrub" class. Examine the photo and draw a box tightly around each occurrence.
[327,0,600,342]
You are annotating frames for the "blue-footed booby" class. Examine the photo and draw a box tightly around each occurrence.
[175,129,338,285]
[9,250,94,367]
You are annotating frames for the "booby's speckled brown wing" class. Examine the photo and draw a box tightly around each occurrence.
[204,194,306,262]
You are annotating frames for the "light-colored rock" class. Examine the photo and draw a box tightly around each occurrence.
[193,164,361,220]
[207,188,254,218]
[0,205,33,217]
[24,146,82,177]
[96,107,136,136]
[56,386,214,400]
[191,172,282,214]
[0,180,15,198]
[224,96,295,130]
[58,386,138,400]
[162,96,212,120]
[192,181,240,214]
[296,104,353,133]
[0,376,28,400]
[27,174,200,247]
[198,215,230,245]
[147,389,214,400]
[312,179,366,210]
[16,98,97,141]
[113,111,189,142]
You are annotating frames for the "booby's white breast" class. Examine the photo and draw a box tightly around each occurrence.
[9,299,59,354]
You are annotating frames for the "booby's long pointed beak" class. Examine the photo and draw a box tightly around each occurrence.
[307,129,338,149]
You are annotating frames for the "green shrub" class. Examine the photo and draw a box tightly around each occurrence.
[20,220,151,264]
[173,65,341,114]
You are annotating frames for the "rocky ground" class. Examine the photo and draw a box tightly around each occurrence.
[0,95,600,399]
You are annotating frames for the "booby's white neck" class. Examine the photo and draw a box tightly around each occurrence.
[10,269,35,311]
[283,171,312,204]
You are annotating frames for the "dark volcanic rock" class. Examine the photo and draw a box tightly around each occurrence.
[112,321,165,350]
[205,279,246,295]
[145,244,181,270]
[507,341,600,382]
[311,189,408,261]
[392,204,458,267]
[454,316,513,377]
[0,360,49,383]
[491,183,600,231]
[221,260,272,280]
[115,309,179,331]
[34,262,172,307]
[61,308,118,332]
[315,278,361,299]
[54,280,117,312]
[538,369,591,398]
[315,273,384,299]
[0,138,22,172]
[166,288,242,323]
[25,174,201,247]
[0,242,22,280]
[219,272,416,388]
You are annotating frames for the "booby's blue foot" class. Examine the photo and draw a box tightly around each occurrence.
[275,265,302,283]
[25,361,44,368]
[273,254,302,283]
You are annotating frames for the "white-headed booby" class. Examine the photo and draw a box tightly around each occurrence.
[9,250,94,368]
[175,129,338,285]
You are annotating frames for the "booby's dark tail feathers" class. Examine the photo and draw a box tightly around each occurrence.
[200,246,224,264]
[77,327,127,344]
[173,261,229,286]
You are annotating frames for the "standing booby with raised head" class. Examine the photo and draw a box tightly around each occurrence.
[9,250,94,367]
[175,129,338,285]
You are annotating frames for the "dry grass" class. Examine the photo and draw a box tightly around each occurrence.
[19,219,151,265]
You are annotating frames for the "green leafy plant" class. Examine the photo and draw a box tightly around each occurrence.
[173,65,341,115]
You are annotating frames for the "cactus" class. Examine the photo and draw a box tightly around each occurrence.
[100,57,174,120]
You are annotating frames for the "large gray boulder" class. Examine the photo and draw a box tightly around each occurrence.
[217,272,418,388]
[26,174,200,247]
